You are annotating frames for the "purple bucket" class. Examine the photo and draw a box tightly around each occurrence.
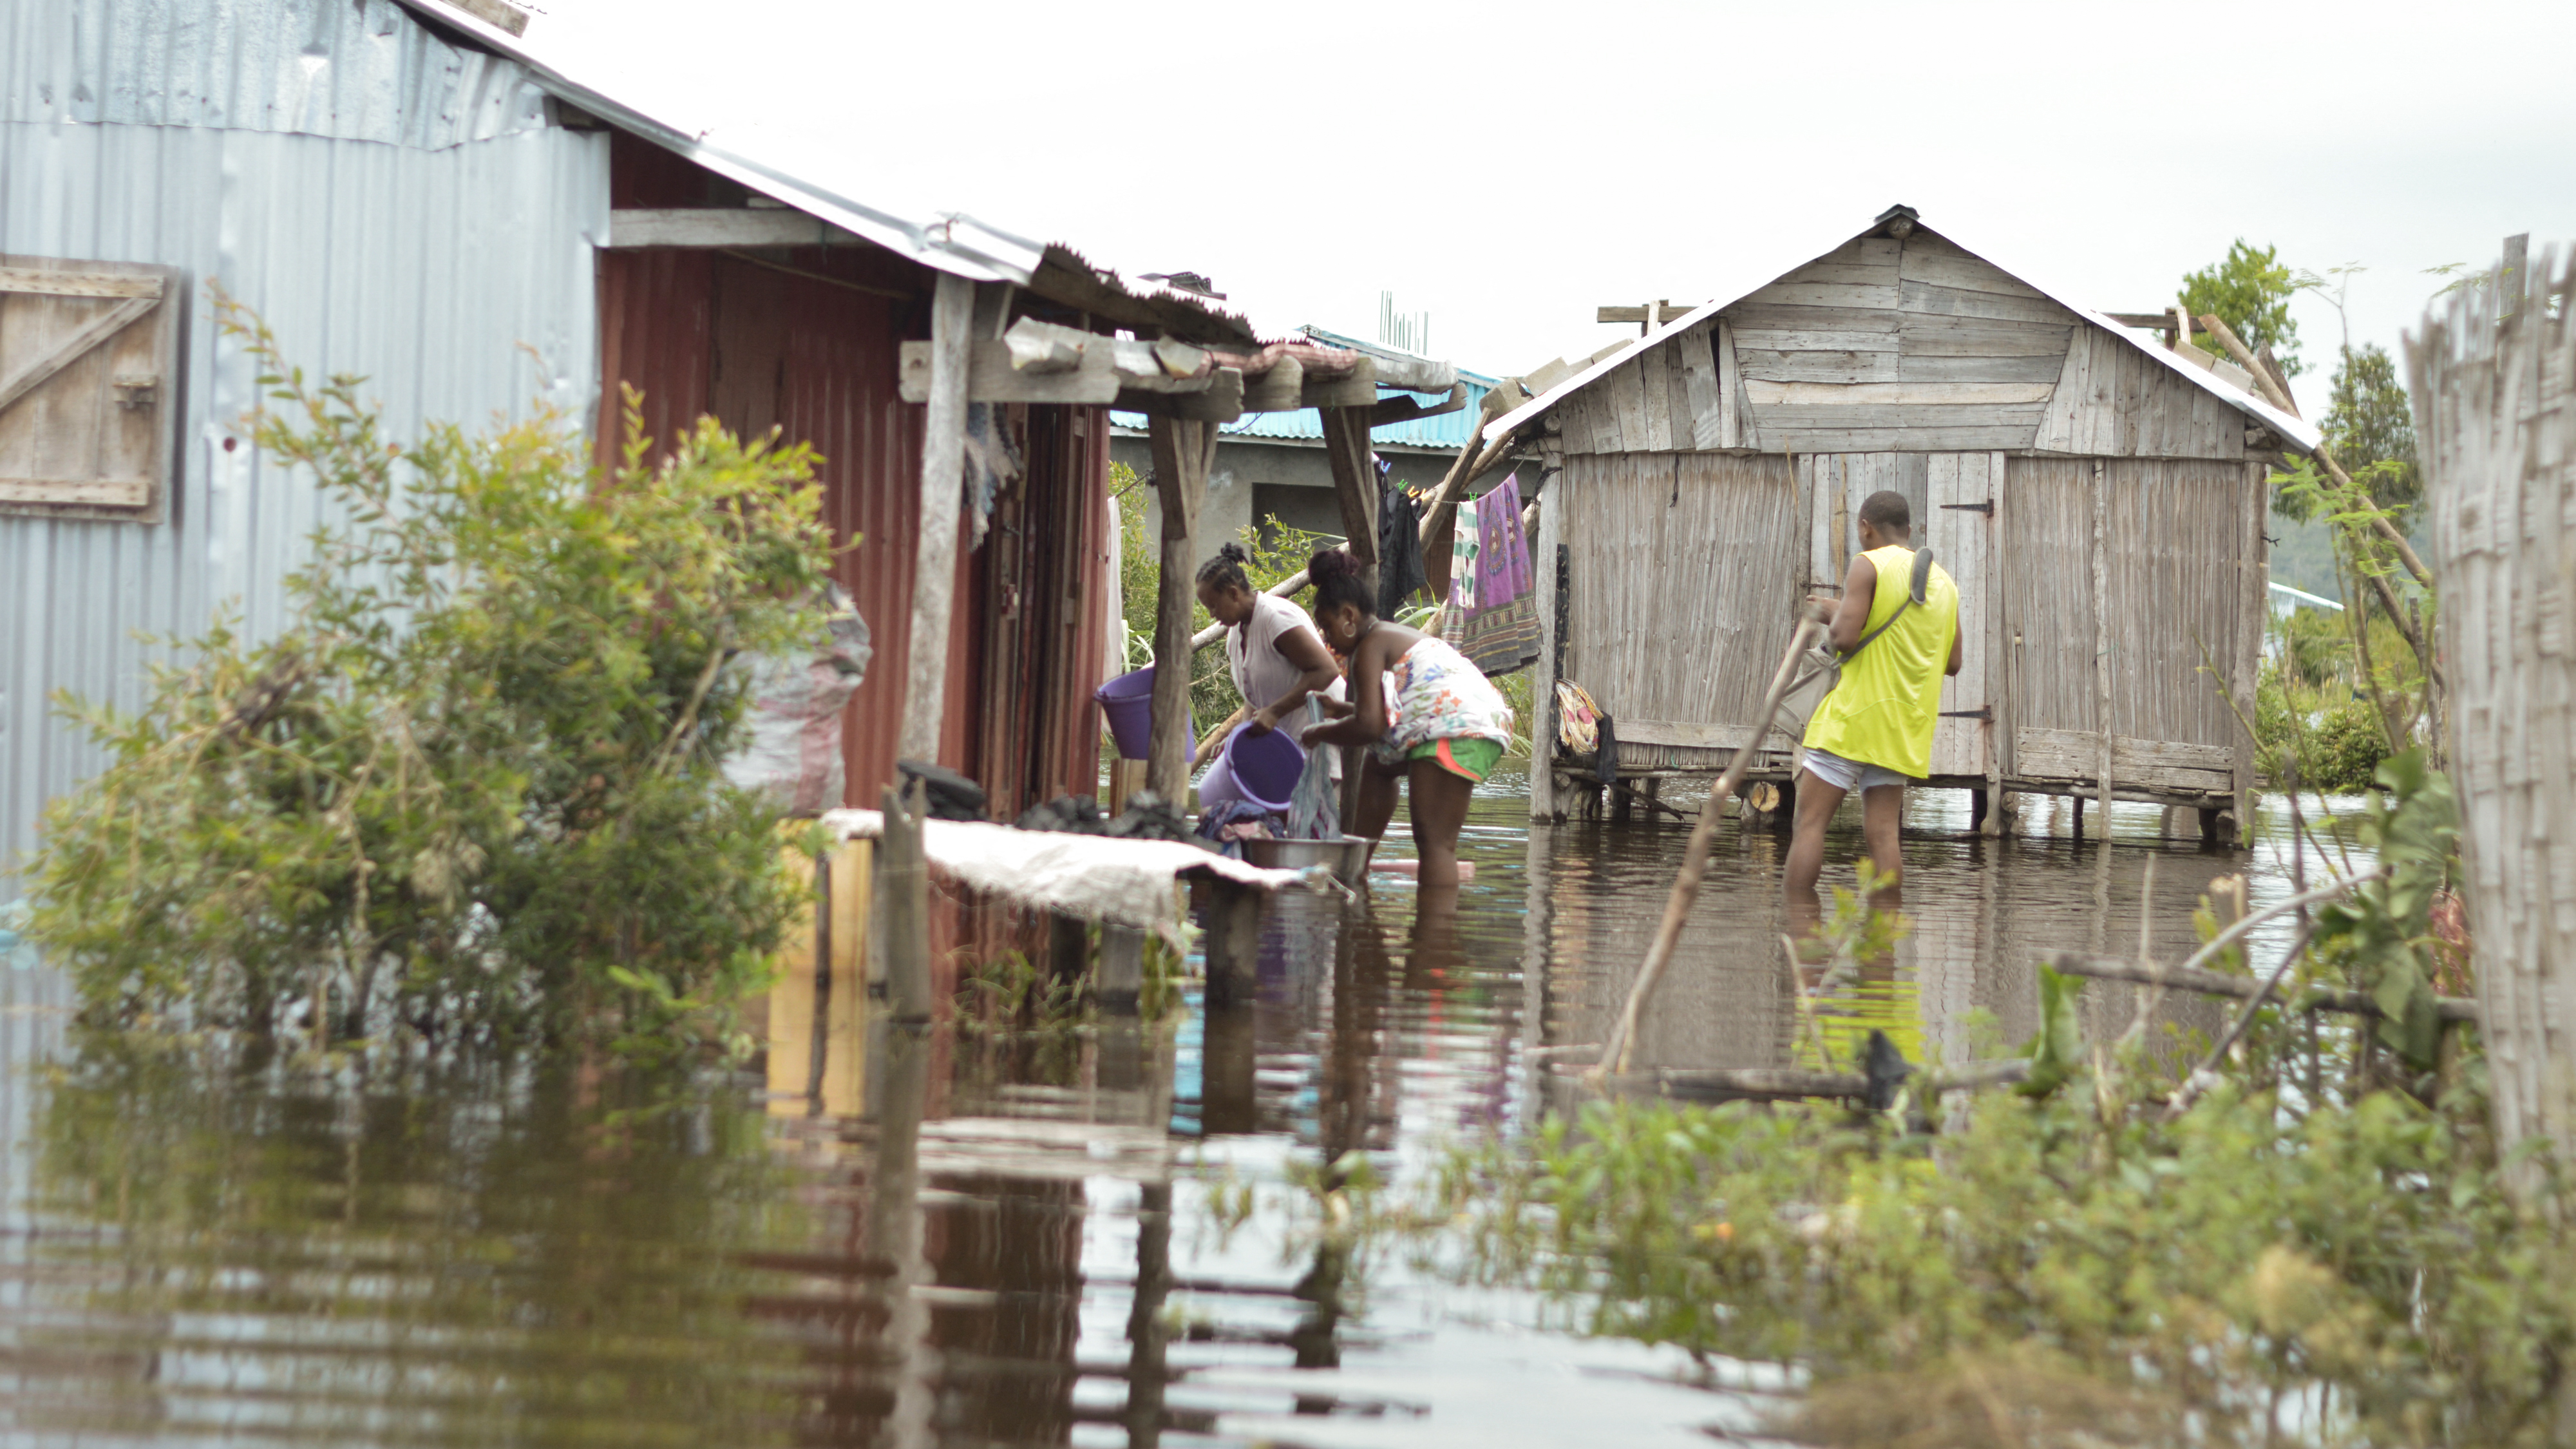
[1200,724,1306,813]
[1094,665,1194,764]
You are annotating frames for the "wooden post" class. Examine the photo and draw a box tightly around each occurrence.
[806,849,834,1113]
[1985,450,2011,836]
[2090,458,2113,843]
[1531,486,1564,821]
[1318,406,1381,598]
[1204,879,1263,1011]
[2410,238,2576,1205]
[1105,757,1148,815]
[2232,458,2268,845]
[898,274,977,767]
[1146,414,1215,802]
[1595,612,1827,1077]
[1202,992,1257,1134]
[1098,924,1145,1014]
[873,779,934,1024]
[861,1015,934,1442]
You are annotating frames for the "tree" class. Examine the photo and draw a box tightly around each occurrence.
[2322,342,2419,516]
[2181,240,2303,375]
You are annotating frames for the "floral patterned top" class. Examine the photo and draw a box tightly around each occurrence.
[1372,636,1515,764]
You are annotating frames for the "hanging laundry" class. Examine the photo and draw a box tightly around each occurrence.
[1377,480,1427,618]
[1455,471,1541,676]
[961,402,1023,548]
[1450,491,1481,614]
[1282,697,1342,840]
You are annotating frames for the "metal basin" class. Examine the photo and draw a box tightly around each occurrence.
[1240,835,1372,889]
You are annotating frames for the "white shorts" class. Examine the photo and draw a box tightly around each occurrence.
[1800,746,1911,795]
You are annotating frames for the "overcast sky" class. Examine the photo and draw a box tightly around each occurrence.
[523,0,2576,401]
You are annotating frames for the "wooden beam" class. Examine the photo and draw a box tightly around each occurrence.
[605,207,854,249]
[1368,354,1455,392]
[1595,300,1684,326]
[1146,416,1217,802]
[0,293,160,417]
[1318,407,1379,587]
[898,274,976,768]
[1115,366,1242,422]
[0,478,151,507]
[900,339,1120,405]
[1367,382,1466,428]
[434,0,529,34]
[0,268,162,300]
[1300,356,1378,410]
[1239,354,1304,412]
[2102,311,2181,337]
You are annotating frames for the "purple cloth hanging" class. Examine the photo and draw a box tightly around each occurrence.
[1457,471,1540,676]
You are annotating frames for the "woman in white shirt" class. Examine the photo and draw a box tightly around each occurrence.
[1195,542,1340,755]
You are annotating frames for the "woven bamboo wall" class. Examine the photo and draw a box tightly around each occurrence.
[2004,459,2247,750]
[1557,451,1803,737]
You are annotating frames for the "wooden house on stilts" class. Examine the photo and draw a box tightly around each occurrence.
[1492,205,2320,842]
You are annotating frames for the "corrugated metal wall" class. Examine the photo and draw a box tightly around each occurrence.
[0,0,605,876]
[600,136,1113,817]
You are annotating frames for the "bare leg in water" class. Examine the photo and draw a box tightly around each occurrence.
[1784,770,1907,951]
[1406,758,1475,887]
[1350,757,1403,866]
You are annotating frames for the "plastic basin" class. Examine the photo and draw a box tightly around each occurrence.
[1095,665,1194,764]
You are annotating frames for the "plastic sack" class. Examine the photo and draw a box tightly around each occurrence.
[723,582,871,816]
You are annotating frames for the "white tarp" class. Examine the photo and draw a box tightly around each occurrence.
[820,810,1317,938]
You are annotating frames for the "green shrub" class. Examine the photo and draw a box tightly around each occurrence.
[2306,698,2392,793]
[27,301,837,1054]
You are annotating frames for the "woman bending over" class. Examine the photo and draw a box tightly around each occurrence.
[1194,542,1340,756]
[1300,547,1513,887]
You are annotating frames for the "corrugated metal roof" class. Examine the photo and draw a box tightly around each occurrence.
[379,0,1276,346]
[1109,328,1502,451]
[1484,207,2323,453]
[3,0,551,147]
[1,0,604,875]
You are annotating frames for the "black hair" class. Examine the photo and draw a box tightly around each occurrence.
[1307,546,1372,617]
[1196,541,1251,593]
[1859,489,1911,533]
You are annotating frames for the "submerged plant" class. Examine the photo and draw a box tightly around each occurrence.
[1406,766,2563,1446]
[27,298,839,1056]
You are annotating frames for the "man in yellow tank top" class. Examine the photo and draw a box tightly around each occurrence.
[1786,490,1962,920]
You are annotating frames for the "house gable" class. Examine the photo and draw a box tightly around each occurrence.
[1524,217,2302,462]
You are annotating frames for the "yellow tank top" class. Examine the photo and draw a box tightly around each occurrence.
[1801,544,1960,779]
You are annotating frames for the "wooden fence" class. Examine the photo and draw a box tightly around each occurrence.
[2409,234,2576,1202]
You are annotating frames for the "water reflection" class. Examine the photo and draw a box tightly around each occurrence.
[0,775,2334,1446]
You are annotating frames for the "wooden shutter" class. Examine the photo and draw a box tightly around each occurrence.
[0,255,182,522]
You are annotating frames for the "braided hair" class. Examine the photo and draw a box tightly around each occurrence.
[1307,546,1372,618]
[1196,541,1252,594]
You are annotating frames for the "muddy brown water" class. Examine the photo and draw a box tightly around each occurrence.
[0,775,2344,1446]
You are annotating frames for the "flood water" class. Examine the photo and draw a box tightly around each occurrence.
[0,776,2342,1446]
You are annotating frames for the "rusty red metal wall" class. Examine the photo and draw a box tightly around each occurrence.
[598,138,1112,824]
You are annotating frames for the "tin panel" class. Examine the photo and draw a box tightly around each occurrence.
[0,117,605,875]
[5,0,551,148]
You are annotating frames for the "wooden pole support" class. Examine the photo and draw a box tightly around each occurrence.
[806,849,835,1113]
[1146,415,1216,802]
[1097,924,1146,1014]
[899,274,978,768]
[1596,610,1828,1077]
[875,779,936,1024]
[1203,878,1263,1011]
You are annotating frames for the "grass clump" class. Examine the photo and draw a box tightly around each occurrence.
[26,300,840,1057]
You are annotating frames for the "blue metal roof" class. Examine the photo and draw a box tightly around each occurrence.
[1111,327,1502,452]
